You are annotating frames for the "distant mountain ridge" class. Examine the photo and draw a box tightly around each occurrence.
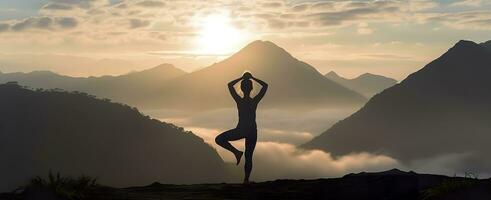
[0,64,187,104]
[106,63,186,81]
[303,40,491,171]
[143,40,366,110]
[0,41,367,110]
[325,71,397,98]
[0,83,226,192]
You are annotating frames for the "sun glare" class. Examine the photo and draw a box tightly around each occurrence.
[195,13,246,55]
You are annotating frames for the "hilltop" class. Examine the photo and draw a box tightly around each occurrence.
[0,83,227,192]
[303,40,491,170]
[325,71,397,98]
[2,169,490,200]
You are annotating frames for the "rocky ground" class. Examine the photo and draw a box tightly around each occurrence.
[2,169,491,200]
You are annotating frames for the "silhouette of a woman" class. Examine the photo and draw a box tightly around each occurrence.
[215,72,268,184]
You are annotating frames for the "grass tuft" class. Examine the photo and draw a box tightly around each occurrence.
[422,172,479,200]
[21,171,98,200]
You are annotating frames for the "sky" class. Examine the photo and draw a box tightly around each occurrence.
[0,0,490,80]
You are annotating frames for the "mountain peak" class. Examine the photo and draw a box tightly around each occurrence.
[481,40,491,50]
[413,39,487,76]
[30,70,58,76]
[154,63,175,68]
[357,73,376,78]
[452,40,479,51]
[134,64,186,76]
[325,71,340,78]
[357,73,393,80]
[245,40,280,49]
[118,63,186,82]
[344,169,413,178]
[304,39,491,163]
[235,40,293,59]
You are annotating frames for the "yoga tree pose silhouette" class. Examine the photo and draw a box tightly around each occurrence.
[215,72,268,184]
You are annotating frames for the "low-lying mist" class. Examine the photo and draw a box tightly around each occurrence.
[146,108,359,145]
[146,108,491,181]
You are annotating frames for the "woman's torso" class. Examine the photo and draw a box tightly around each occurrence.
[236,98,257,130]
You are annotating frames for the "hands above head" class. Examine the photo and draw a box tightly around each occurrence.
[240,71,267,87]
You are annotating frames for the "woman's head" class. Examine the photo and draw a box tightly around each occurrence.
[241,79,253,95]
[243,71,252,80]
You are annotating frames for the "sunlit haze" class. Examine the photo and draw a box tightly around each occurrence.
[0,0,490,79]
[194,12,251,55]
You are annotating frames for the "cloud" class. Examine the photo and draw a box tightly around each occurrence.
[291,4,309,12]
[250,142,400,180]
[148,108,359,145]
[421,11,491,30]
[0,24,9,32]
[246,143,491,181]
[50,0,110,9]
[407,152,491,177]
[152,108,391,180]
[450,0,483,7]
[176,117,402,180]
[11,17,53,31]
[135,0,166,8]
[57,17,78,28]
[357,22,373,34]
[8,17,78,31]
[408,0,439,11]
[261,1,283,8]
[42,3,74,10]
[307,5,400,27]
[150,108,491,181]
[0,0,488,40]
[129,18,151,29]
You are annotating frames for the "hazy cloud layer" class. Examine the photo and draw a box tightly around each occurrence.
[0,0,490,78]
[1,0,490,39]
[147,108,400,180]
[2,16,78,32]
[151,108,491,180]
[147,108,359,145]
[238,142,400,180]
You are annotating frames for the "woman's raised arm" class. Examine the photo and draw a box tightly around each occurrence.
[251,76,268,103]
[228,76,243,102]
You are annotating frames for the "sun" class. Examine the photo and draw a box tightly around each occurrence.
[195,13,246,55]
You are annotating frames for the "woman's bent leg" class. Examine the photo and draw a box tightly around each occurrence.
[215,129,244,165]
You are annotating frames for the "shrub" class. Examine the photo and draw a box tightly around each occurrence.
[22,171,98,200]
[422,172,479,200]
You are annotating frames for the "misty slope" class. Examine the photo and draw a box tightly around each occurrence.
[0,64,186,102]
[0,41,365,110]
[80,64,187,101]
[303,40,491,167]
[0,83,226,192]
[0,54,151,76]
[0,70,86,89]
[482,40,491,51]
[325,71,397,98]
[144,40,366,110]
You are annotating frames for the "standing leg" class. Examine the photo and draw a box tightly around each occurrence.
[215,129,244,165]
[243,132,257,184]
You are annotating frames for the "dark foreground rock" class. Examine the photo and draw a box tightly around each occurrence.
[2,169,491,200]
